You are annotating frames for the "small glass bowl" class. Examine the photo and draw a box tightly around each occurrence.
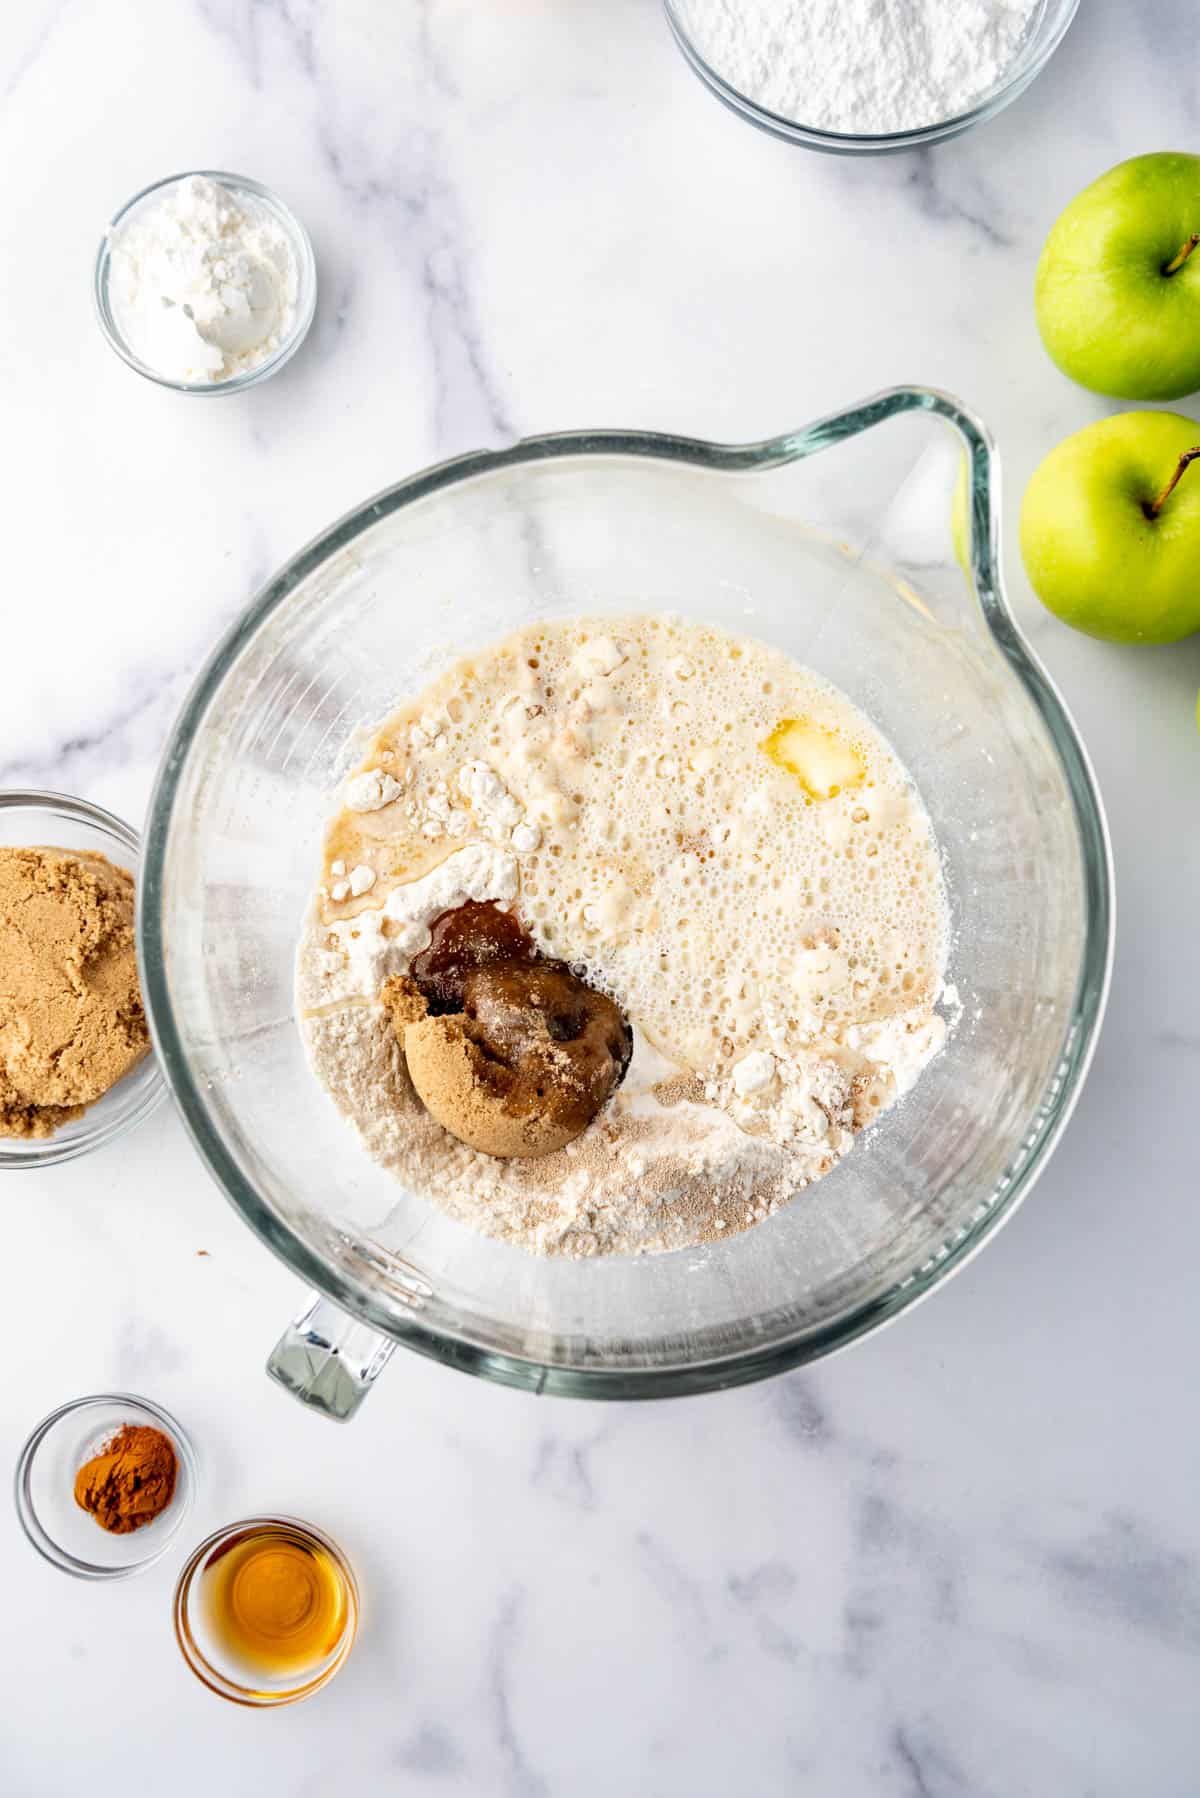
[0,791,164,1167]
[93,170,317,395]
[14,1393,197,1579]
[174,1516,359,1706]
[663,0,1080,153]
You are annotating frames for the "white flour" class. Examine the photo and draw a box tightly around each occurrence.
[676,0,1036,135]
[298,615,954,1259]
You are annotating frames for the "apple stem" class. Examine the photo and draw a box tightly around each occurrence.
[1163,233,1200,276]
[1144,447,1200,520]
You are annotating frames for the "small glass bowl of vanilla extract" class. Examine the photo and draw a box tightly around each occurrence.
[173,1516,358,1705]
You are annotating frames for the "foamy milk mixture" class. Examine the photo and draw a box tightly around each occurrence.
[297,615,951,1257]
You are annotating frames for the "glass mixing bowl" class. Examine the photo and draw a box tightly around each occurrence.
[140,387,1112,1413]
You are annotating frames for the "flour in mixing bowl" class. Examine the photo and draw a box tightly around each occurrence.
[297,615,952,1257]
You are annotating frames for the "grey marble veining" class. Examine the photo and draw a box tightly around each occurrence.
[2,1,1199,1792]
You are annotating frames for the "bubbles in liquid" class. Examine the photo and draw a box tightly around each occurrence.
[351,612,948,1073]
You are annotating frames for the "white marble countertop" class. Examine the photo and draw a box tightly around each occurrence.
[3,1,1199,1791]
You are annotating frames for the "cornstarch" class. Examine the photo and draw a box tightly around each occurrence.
[107,174,299,384]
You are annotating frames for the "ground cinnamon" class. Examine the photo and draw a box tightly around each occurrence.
[73,1424,178,1534]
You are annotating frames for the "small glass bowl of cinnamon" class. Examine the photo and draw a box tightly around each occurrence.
[13,1393,196,1578]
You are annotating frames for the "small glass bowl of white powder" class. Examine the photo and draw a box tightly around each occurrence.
[664,0,1079,152]
[94,171,317,393]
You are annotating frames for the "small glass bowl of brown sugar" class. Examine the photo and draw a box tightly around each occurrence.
[0,791,165,1168]
[14,1393,197,1578]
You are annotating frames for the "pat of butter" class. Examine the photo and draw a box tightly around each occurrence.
[762,718,866,801]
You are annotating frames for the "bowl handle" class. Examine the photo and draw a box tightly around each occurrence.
[266,1293,395,1422]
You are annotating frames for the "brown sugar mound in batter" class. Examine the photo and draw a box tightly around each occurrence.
[0,847,149,1139]
[382,957,632,1159]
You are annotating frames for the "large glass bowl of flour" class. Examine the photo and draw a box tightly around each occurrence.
[664,0,1080,153]
[140,387,1112,1413]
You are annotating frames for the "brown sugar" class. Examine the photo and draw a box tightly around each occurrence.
[383,945,631,1160]
[0,847,149,1138]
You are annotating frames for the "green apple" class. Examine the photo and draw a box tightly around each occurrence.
[1036,152,1200,401]
[1020,411,1200,643]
